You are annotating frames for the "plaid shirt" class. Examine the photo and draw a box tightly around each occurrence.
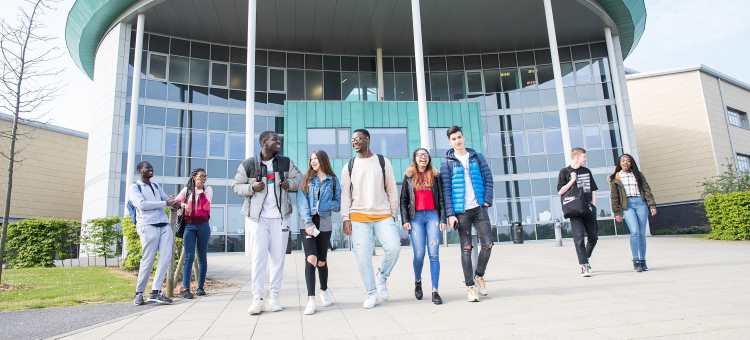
[619,171,640,197]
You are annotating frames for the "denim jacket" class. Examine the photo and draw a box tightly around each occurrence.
[297,175,342,225]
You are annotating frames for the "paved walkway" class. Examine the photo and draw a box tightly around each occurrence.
[53,237,750,339]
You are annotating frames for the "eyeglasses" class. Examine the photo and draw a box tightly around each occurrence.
[351,136,368,143]
[415,152,430,158]
[195,175,207,180]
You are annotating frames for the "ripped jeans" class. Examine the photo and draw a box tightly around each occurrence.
[457,207,493,286]
[409,210,441,290]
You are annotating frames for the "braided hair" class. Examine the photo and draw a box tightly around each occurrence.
[185,168,206,213]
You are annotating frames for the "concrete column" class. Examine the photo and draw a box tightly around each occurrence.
[410,0,431,150]
[125,14,145,202]
[244,0,257,256]
[605,27,631,154]
[376,48,385,101]
[122,14,145,261]
[543,0,573,164]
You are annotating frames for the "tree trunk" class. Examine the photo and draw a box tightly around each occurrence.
[0,111,21,283]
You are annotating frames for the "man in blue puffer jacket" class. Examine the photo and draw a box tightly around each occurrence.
[439,126,494,303]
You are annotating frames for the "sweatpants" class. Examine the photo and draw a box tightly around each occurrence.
[135,224,175,293]
[248,217,289,300]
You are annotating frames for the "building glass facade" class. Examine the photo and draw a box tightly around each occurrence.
[122,31,627,252]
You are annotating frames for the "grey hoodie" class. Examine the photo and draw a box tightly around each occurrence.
[232,155,301,222]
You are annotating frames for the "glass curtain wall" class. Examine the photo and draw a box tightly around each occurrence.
[123,31,624,251]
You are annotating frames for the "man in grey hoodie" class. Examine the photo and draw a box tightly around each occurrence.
[233,131,301,315]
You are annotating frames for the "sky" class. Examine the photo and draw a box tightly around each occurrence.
[1,0,749,133]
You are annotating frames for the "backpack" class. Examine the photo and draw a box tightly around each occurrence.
[347,154,386,193]
[127,184,142,224]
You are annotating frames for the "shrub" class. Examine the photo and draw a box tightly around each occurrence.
[702,163,750,196]
[122,216,141,271]
[5,219,81,268]
[704,191,750,240]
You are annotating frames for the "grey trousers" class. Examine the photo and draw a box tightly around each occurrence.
[135,224,174,293]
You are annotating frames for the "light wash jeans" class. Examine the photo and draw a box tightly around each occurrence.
[351,218,401,296]
[624,197,649,260]
[409,210,441,289]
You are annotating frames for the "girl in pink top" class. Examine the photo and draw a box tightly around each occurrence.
[174,168,213,299]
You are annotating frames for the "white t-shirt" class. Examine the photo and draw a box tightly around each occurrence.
[456,152,479,210]
[261,159,282,219]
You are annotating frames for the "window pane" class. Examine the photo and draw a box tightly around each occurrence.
[211,63,228,87]
[545,130,563,154]
[360,72,377,101]
[230,64,246,90]
[307,129,336,157]
[467,72,483,93]
[305,71,323,100]
[575,61,593,84]
[383,73,395,100]
[149,54,167,79]
[229,134,245,159]
[524,112,543,130]
[448,71,466,100]
[168,56,189,83]
[189,86,209,105]
[210,207,225,233]
[143,127,163,155]
[189,58,209,86]
[370,128,408,158]
[527,131,544,154]
[324,72,342,100]
[429,72,449,101]
[342,72,360,101]
[520,67,537,88]
[500,69,520,92]
[269,69,285,92]
[190,130,207,157]
[165,128,182,157]
[287,69,305,100]
[583,126,602,149]
[144,106,165,125]
[337,129,351,158]
[395,73,414,100]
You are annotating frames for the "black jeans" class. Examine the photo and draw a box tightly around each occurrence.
[302,214,332,296]
[570,205,599,265]
[457,207,493,286]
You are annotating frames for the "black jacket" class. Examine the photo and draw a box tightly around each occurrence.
[399,167,446,224]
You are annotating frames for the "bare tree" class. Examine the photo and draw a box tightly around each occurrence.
[0,0,62,283]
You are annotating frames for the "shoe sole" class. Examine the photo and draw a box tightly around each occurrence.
[248,310,262,315]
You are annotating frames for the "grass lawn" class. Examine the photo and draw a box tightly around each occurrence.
[0,267,135,311]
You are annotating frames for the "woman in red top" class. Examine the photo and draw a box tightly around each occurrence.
[399,148,446,305]
[175,168,213,299]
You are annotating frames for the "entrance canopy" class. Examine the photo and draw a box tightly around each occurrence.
[66,0,646,78]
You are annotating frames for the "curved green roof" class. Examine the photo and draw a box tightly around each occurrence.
[66,0,647,79]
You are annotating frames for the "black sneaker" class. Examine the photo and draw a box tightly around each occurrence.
[133,292,145,306]
[641,260,649,271]
[155,292,173,304]
[432,292,443,305]
[414,281,423,300]
[196,288,206,296]
[180,290,194,299]
[147,290,159,303]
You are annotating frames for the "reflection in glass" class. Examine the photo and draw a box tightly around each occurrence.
[448,71,466,100]
[429,73,449,101]
[305,71,323,100]
[168,56,189,83]
[395,73,414,100]
[360,72,377,101]
[370,128,408,158]
[287,69,304,100]
[189,58,209,86]
[341,72,360,101]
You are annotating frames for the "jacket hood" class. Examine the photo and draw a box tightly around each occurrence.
[445,148,478,161]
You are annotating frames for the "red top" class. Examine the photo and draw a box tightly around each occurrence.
[185,193,211,224]
[414,188,435,211]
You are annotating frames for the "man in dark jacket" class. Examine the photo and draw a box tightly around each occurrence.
[439,126,494,302]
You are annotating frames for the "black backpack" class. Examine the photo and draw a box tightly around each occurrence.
[347,154,386,192]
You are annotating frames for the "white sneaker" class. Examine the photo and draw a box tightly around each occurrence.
[362,294,378,309]
[466,286,479,302]
[580,264,592,278]
[247,298,264,315]
[586,263,594,274]
[375,271,389,302]
[319,289,333,307]
[475,275,489,296]
[267,295,284,312]
[303,298,316,315]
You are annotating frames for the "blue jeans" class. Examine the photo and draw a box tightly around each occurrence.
[182,222,211,290]
[623,197,648,261]
[409,210,441,290]
[351,218,401,296]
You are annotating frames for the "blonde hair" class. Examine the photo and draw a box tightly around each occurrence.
[570,147,587,158]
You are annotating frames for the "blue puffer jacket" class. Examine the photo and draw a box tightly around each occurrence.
[297,175,341,225]
[439,148,494,216]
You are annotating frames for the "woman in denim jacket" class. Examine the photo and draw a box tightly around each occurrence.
[297,150,341,315]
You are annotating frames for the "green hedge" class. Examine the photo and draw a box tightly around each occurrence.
[5,219,81,268]
[705,191,750,240]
